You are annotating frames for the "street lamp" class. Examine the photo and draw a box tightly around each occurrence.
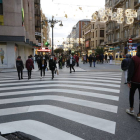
[42,16,63,55]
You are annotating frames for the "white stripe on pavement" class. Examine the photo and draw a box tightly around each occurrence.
[0,105,116,134]
[0,84,120,93]
[0,89,119,101]
[0,95,118,113]
[0,77,121,84]
[0,80,120,88]
[0,120,84,140]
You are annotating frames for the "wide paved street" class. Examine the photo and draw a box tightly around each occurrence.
[0,63,140,140]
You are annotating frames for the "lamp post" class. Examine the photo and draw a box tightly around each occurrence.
[42,16,63,55]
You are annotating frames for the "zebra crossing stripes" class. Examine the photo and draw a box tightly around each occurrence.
[0,120,84,140]
[0,105,116,134]
[0,80,120,88]
[0,77,121,84]
[0,89,119,101]
[0,71,122,139]
[0,83,120,93]
[0,95,118,113]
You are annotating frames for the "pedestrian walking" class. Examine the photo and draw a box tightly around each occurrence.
[86,54,88,63]
[105,54,108,63]
[88,55,93,67]
[121,54,131,84]
[69,55,75,73]
[109,54,113,64]
[126,45,140,121]
[37,55,41,70]
[49,56,56,79]
[93,54,96,67]
[26,56,34,80]
[75,55,79,67]
[38,56,47,79]
[16,56,24,80]
[83,55,86,64]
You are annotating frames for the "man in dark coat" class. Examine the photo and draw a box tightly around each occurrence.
[126,46,140,121]
[49,56,56,79]
[93,54,96,67]
[26,56,34,80]
[88,55,93,67]
[16,56,24,80]
[121,54,131,84]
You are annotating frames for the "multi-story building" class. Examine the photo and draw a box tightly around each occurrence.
[0,0,39,68]
[105,0,140,58]
[82,21,106,56]
[34,0,41,47]
[41,10,50,48]
[75,19,90,55]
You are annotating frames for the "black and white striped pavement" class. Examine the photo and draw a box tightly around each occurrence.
[0,70,122,140]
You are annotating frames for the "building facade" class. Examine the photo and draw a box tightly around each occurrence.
[82,21,106,56]
[105,0,140,58]
[0,0,40,68]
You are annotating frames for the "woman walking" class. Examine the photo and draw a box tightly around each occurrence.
[26,56,34,80]
[39,56,47,79]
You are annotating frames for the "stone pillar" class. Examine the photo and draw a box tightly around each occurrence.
[6,42,16,68]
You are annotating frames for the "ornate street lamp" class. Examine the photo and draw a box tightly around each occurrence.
[42,16,63,55]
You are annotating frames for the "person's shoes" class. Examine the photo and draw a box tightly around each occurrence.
[70,71,72,73]
[136,114,140,121]
[28,77,30,80]
[19,78,20,80]
[126,109,134,115]
[21,77,23,79]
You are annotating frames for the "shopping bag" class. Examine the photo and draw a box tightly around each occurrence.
[57,69,59,75]
[46,67,48,71]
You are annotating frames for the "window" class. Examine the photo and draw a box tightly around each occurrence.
[100,40,104,44]
[96,31,97,37]
[93,32,94,38]
[0,0,4,25]
[96,40,97,47]
[93,24,94,29]
[0,0,3,15]
[100,30,104,37]
[83,31,84,35]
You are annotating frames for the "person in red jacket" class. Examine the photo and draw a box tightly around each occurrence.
[126,45,140,121]
[26,56,34,80]
[75,54,79,67]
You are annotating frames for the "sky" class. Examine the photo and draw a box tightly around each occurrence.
[41,0,105,46]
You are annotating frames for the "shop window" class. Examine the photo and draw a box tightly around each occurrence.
[100,30,104,37]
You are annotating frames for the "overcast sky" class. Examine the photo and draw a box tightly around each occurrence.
[41,0,105,45]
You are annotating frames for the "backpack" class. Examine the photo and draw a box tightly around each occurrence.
[17,61,21,68]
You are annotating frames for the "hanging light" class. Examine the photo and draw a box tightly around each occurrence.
[92,13,98,22]
[100,15,108,22]
[126,17,134,24]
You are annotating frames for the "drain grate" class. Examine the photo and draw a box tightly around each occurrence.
[1,132,31,140]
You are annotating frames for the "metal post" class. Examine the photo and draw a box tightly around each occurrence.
[51,16,54,56]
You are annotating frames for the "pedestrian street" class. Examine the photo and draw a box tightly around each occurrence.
[0,69,132,140]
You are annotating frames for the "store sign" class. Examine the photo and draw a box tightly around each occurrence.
[86,41,90,47]
[109,48,114,51]
[115,46,120,50]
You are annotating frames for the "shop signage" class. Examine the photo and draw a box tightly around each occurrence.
[109,48,114,50]
[86,41,90,47]
[115,46,120,50]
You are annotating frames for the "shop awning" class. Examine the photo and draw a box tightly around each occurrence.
[37,48,51,52]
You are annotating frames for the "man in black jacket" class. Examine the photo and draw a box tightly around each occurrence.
[49,56,56,79]
[126,45,140,121]
[121,54,131,84]
[16,56,24,80]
